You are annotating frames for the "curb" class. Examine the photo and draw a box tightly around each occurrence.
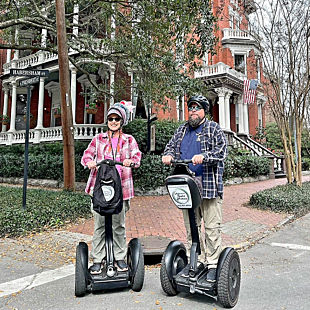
[231,214,295,252]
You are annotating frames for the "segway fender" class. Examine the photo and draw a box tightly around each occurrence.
[216,247,234,280]
[163,240,187,282]
[78,242,89,271]
[128,238,142,276]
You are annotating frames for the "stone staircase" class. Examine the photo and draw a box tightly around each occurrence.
[227,132,286,179]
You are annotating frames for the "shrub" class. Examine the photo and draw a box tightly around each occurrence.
[123,118,183,154]
[133,154,172,190]
[249,182,310,216]
[0,185,91,237]
[302,158,310,171]
[0,137,270,189]
[223,154,270,180]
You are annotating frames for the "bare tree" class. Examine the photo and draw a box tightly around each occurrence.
[250,0,310,185]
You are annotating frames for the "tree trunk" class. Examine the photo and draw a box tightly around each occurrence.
[296,119,303,186]
[55,0,76,190]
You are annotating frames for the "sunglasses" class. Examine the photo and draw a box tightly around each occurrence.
[108,117,121,122]
[188,105,202,111]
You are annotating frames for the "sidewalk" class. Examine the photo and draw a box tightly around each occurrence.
[68,174,310,255]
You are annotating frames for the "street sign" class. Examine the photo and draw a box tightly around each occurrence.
[10,68,49,77]
[19,76,40,87]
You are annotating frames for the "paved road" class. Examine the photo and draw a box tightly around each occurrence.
[1,214,310,310]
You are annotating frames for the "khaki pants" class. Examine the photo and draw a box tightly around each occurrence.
[182,197,222,267]
[90,200,130,263]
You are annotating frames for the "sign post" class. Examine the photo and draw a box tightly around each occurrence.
[147,114,157,152]
[11,69,49,209]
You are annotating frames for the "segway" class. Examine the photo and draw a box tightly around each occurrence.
[75,159,144,297]
[160,160,241,308]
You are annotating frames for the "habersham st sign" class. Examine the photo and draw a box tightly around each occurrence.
[10,69,49,77]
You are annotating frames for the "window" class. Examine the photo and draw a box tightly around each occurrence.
[258,104,263,129]
[256,58,261,83]
[84,87,96,124]
[234,54,245,74]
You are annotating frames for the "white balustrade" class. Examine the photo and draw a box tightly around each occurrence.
[194,62,245,80]
[3,51,59,74]
[222,28,251,40]
[0,124,106,145]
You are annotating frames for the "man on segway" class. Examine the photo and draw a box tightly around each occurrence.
[162,95,227,283]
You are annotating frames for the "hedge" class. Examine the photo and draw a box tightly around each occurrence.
[0,185,91,237]
[249,182,310,217]
[0,119,270,190]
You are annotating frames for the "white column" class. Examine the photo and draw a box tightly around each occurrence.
[215,88,226,130]
[73,4,79,37]
[111,4,116,40]
[224,90,233,131]
[109,64,115,107]
[1,85,9,132]
[243,100,249,134]
[35,77,45,129]
[70,67,77,124]
[6,50,12,63]
[8,81,17,132]
[237,95,245,134]
[13,28,19,60]
[41,28,47,48]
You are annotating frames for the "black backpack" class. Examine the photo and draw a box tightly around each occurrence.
[92,162,123,216]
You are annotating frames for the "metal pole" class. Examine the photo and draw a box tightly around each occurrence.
[22,85,31,209]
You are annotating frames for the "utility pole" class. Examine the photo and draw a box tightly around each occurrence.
[55,0,75,190]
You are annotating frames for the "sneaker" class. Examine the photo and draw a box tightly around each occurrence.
[206,268,217,283]
[89,263,102,275]
[116,260,128,271]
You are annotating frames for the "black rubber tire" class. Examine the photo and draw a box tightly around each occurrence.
[160,247,187,296]
[130,244,145,292]
[75,243,88,297]
[217,249,241,308]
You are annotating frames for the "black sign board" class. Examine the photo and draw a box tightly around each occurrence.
[10,68,49,77]
[19,76,40,87]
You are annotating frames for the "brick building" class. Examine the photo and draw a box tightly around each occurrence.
[0,0,278,170]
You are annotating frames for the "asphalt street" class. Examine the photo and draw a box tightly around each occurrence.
[1,214,309,310]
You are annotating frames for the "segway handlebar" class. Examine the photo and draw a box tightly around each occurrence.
[171,159,193,165]
[96,159,135,167]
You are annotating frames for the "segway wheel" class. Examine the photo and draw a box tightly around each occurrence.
[217,249,241,308]
[75,242,89,297]
[128,239,145,292]
[160,243,187,296]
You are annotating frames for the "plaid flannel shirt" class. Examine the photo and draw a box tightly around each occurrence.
[163,120,227,199]
[81,132,141,200]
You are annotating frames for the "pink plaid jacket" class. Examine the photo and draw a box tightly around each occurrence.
[81,131,142,200]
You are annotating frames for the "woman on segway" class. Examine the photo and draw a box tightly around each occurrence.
[81,102,141,275]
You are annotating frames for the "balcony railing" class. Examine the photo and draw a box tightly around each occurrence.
[222,28,254,40]
[3,51,59,74]
[194,62,245,80]
[0,124,105,145]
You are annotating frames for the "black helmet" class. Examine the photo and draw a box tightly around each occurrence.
[187,95,210,112]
